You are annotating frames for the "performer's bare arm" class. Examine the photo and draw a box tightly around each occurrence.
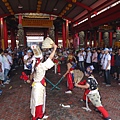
[75,83,90,89]
[63,70,69,77]
[63,63,72,77]
[49,44,57,60]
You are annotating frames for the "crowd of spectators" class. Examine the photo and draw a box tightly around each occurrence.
[0,46,120,95]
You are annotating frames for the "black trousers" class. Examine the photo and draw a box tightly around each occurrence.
[104,70,111,84]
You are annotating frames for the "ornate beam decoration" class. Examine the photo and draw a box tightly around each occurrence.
[66,0,93,11]
[2,0,14,15]
[36,0,42,13]
[59,3,72,18]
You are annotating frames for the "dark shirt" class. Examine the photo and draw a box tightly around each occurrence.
[115,54,120,66]
[87,77,98,90]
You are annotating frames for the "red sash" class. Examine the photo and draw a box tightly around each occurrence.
[40,78,46,86]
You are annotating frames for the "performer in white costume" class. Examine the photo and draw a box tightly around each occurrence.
[30,43,57,120]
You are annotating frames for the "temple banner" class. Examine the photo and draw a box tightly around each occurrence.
[98,25,113,32]
[22,19,53,27]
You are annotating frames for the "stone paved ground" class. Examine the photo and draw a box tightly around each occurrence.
[0,64,120,120]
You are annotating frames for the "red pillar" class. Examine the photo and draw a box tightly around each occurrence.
[0,18,4,49]
[3,20,8,49]
[55,29,58,46]
[99,32,102,47]
[90,32,92,47]
[62,22,66,48]
[109,32,113,47]
[11,29,16,50]
[94,31,97,47]
[19,14,22,24]
[66,20,69,48]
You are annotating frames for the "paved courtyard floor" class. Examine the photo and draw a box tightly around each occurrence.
[0,64,120,120]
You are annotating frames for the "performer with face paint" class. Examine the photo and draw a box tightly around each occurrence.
[30,42,57,120]
[75,65,111,120]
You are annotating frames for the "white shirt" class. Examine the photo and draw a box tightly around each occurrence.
[24,55,33,70]
[102,53,111,70]
[83,51,86,59]
[100,53,104,65]
[92,52,98,63]
[3,55,11,70]
[78,52,84,61]
[7,55,13,65]
[0,55,4,80]
[86,51,92,63]
[0,55,4,72]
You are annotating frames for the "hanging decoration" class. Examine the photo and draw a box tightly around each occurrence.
[48,25,55,41]
[17,24,24,47]
[73,33,80,49]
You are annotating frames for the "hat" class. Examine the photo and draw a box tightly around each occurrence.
[31,44,43,59]
[109,48,112,52]
[8,51,12,54]
[85,65,94,75]
[81,48,84,50]
[42,37,54,49]
[27,49,32,53]
[104,48,109,51]
[89,65,94,71]
[87,48,91,51]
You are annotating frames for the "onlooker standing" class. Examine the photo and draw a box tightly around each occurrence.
[78,49,85,72]
[109,48,115,78]
[7,51,13,80]
[102,48,111,86]
[86,48,92,67]
[114,48,120,85]
[99,49,105,77]
[92,49,98,72]
[0,49,5,87]
[3,50,11,84]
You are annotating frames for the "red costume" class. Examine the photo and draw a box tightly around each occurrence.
[66,68,74,91]
[54,58,61,74]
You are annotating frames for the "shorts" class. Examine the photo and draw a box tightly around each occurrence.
[117,67,120,74]
[24,69,31,75]
[114,66,120,74]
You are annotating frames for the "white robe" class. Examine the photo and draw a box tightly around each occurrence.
[30,58,54,117]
